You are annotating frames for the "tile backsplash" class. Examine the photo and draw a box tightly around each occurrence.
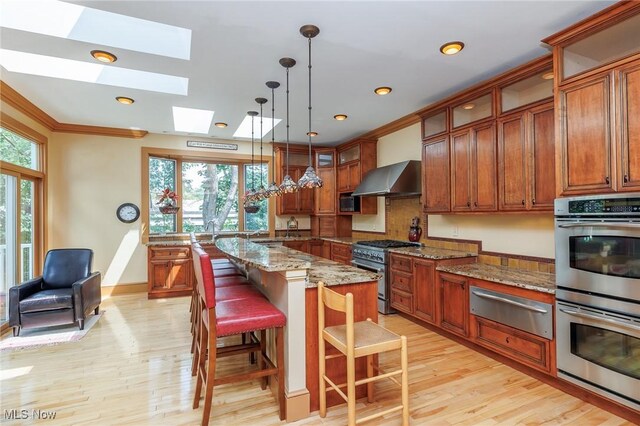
[352,196,554,274]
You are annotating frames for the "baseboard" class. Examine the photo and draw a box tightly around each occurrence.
[102,282,147,297]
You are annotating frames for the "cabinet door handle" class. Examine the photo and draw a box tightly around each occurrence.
[521,200,525,206]
[605,176,610,184]
[532,199,536,205]
[467,201,471,207]
[460,282,465,290]
[624,174,629,183]
[474,201,478,207]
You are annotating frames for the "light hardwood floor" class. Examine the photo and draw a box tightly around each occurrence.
[0,293,633,425]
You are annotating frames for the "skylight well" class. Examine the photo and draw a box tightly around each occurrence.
[172,107,214,134]
[0,49,189,95]
[233,115,282,139]
[0,0,191,60]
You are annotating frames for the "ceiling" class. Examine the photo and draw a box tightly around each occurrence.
[0,1,616,146]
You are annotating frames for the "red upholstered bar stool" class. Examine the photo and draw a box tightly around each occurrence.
[190,244,250,356]
[192,248,286,425]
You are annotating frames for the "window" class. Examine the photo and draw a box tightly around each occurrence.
[0,121,45,324]
[143,149,270,237]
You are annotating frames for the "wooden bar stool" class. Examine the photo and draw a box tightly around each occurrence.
[318,282,409,426]
[192,247,286,425]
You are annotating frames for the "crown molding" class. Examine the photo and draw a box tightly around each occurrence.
[1,81,148,139]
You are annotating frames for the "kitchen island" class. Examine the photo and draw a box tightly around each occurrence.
[215,237,381,421]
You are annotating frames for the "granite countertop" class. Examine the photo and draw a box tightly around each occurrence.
[147,239,216,246]
[436,263,556,294]
[215,237,380,287]
[388,246,477,260]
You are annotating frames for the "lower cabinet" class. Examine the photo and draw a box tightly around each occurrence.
[470,315,553,374]
[283,240,309,253]
[437,272,469,337]
[308,239,324,257]
[413,259,437,324]
[148,246,193,299]
[330,242,352,265]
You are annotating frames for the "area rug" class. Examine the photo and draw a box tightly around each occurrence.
[0,311,103,352]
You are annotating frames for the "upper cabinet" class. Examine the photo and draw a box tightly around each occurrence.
[452,93,494,129]
[314,148,336,215]
[274,145,314,215]
[336,139,377,215]
[544,1,640,195]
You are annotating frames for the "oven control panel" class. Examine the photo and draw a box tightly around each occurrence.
[566,197,640,215]
[352,248,384,264]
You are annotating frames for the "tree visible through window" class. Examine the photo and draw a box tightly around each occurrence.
[147,156,267,234]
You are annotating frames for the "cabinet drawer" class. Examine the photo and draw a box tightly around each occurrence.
[472,315,551,373]
[390,254,412,273]
[149,247,190,260]
[391,289,413,314]
[390,270,413,293]
[331,243,351,258]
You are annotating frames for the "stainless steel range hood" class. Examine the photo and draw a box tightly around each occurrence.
[351,160,421,197]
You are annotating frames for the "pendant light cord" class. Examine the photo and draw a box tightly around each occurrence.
[259,103,264,188]
[307,35,312,166]
[286,66,290,177]
[271,88,275,180]
[251,114,255,191]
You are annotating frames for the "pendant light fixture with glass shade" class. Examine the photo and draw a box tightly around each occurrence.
[265,80,282,197]
[279,57,299,194]
[255,97,268,201]
[297,24,323,189]
[244,110,260,214]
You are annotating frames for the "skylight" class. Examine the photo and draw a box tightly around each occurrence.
[0,0,191,60]
[0,49,188,95]
[233,115,282,139]
[172,107,214,134]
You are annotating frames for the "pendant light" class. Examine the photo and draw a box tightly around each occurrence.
[265,80,282,197]
[297,24,323,189]
[255,97,268,201]
[279,57,299,194]
[244,110,260,213]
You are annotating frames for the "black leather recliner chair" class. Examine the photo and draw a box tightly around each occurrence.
[9,249,101,337]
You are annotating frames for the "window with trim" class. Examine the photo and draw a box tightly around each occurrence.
[0,122,45,324]
[146,154,268,235]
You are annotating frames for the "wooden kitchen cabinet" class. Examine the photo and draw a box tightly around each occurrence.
[283,240,309,253]
[437,272,469,337]
[330,242,352,265]
[308,239,324,257]
[147,246,193,299]
[422,136,451,213]
[451,122,497,212]
[314,148,336,215]
[498,102,555,211]
[558,74,614,195]
[336,139,377,215]
[390,254,414,314]
[618,61,640,191]
[274,145,314,215]
[413,259,437,324]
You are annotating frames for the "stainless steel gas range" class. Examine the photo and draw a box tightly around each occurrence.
[351,240,420,314]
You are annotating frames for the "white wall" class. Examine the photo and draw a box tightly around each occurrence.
[47,132,274,285]
[351,122,556,259]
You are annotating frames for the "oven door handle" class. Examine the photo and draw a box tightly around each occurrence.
[558,222,640,229]
[350,260,384,274]
[559,308,640,332]
[471,290,548,313]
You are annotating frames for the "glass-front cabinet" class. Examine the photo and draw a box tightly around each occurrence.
[422,110,447,139]
[452,93,493,128]
[501,69,554,112]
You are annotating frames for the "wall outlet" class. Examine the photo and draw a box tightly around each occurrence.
[452,225,459,237]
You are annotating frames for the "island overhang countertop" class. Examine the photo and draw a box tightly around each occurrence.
[215,237,381,287]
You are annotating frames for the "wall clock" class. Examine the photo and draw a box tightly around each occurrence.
[116,203,140,223]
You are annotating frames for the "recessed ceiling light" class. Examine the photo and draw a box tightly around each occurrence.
[214,122,228,128]
[440,41,465,55]
[115,96,134,105]
[91,50,117,63]
[541,71,554,80]
[462,103,475,110]
[333,114,348,121]
[307,131,318,137]
[374,87,392,96]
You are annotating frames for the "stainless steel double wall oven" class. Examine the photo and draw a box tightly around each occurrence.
[555,194,640,411]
